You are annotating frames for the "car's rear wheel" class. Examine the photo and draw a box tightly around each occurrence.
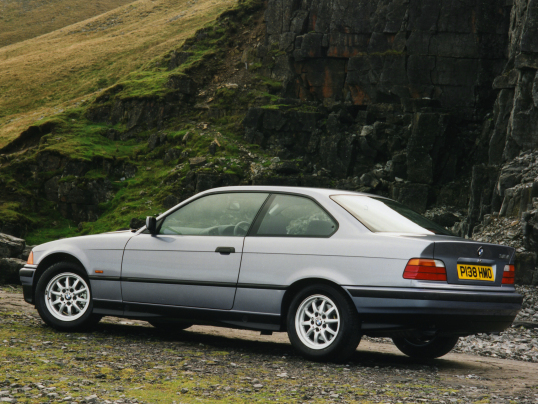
[392,335,459,359]
[148,320,193,331]
[35,262,100,331]
[287,284,361,362]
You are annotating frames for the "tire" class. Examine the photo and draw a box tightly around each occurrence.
[35,262,99,331]
[287,284,361,362]
[392,335,459,359]
[148,320,193,331]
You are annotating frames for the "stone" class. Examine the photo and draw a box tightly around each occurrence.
[168,51,194,70]
[520,0,538,53]
[84,395,98,404]
[392,183,429,214]
[163,148,182,164]
[493,70,519,89]
[515,253,537,286]
[0,233,25,259]
[195,174,240,193]
[167,75,196,95]
[430,212,460,228]
[163,195,180,209]
[406,113,448,185]
[19,246,33,261]
[129,218,145,230]
[208,141,218,156]
[0,258,26,285]
[274,161,301,175]
[189,157,207,167]
[147,133,160,151]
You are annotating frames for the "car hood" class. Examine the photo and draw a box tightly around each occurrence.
[33,230,135,252]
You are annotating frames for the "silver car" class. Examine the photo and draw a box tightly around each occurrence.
[19,186,522,361]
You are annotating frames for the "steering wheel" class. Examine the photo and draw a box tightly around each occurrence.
[234,221,250,236]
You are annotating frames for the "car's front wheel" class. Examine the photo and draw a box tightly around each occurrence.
[392,335,459,359]
[35,262,99,331]
[287,284,361,362]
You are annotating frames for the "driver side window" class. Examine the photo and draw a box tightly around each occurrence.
[159,192,269,236]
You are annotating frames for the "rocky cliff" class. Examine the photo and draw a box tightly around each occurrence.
[1,0,538,284]
[240,0,513,215]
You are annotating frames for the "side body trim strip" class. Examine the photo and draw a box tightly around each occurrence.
[90,276,287,290]
[347,287,523,304]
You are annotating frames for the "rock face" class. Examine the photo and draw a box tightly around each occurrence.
[241,0,516,212]
[463,0,538,238]
[0,232,27,285]
[0,258,26,285]
[264,0,510,119]
[0,233,25,259]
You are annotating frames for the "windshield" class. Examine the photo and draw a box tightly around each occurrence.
[331,195,454,236]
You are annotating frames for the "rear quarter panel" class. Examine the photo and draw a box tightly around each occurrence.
[239,233,435,287]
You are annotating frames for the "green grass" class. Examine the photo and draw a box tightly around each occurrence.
[0,309,461,403]
[0,0,284,245]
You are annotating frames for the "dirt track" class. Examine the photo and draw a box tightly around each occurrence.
[1,288,537,403]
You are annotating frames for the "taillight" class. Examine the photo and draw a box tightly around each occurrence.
[27,251,34,265]
[403,258,447,281]
[502,264,515,284]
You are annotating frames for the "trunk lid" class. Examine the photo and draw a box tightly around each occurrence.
[433,239,515,286]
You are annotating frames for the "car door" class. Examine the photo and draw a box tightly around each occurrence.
[234,194,338,313]
[121,192,269,310]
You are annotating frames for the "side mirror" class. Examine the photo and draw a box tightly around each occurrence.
[146,216,157,235]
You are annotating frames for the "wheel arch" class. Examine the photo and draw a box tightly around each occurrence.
[280,278,355,331]
[33,253,86,302]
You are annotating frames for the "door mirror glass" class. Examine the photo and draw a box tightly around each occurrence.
[146,216,157,235]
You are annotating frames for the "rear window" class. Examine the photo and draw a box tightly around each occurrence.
[331,195,454,235]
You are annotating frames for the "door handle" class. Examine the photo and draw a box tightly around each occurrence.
[215,247,235,255]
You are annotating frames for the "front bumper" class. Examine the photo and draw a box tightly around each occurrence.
[19,264,37,304]
[345,286,523,337]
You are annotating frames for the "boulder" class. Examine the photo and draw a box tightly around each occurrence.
[430,212,460,228]
[129,218,145,230]
[163,148,182,164]
[274,160,301,175]
[0,258,26,285]
[392,183,429,214]
[189,157,207,167]
[0,233,25,259]
[20,246,33,261]
[515,252,537,286]
[163,195,180,209]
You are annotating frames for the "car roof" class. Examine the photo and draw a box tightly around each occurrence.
[199,185,382,199]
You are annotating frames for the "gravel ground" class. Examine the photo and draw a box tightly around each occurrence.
[451,286,538,362]
[1,286,538,403]
[366,286,538,363]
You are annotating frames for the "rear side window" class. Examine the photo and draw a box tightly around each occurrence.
[251,194,337,237]
[331,195,453,235]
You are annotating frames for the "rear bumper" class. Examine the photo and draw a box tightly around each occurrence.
[345,286,522,337]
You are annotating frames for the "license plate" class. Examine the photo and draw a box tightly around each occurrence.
[457,264,495,281]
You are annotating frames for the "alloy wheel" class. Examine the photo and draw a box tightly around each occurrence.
[295,294,340,350]
[44,272,90,321]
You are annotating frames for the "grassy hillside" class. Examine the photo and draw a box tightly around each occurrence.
[0,0,136,48]
[0,0,287,245]
[0,0,236,148]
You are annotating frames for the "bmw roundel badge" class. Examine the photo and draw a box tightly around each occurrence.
[477,246,484,257]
